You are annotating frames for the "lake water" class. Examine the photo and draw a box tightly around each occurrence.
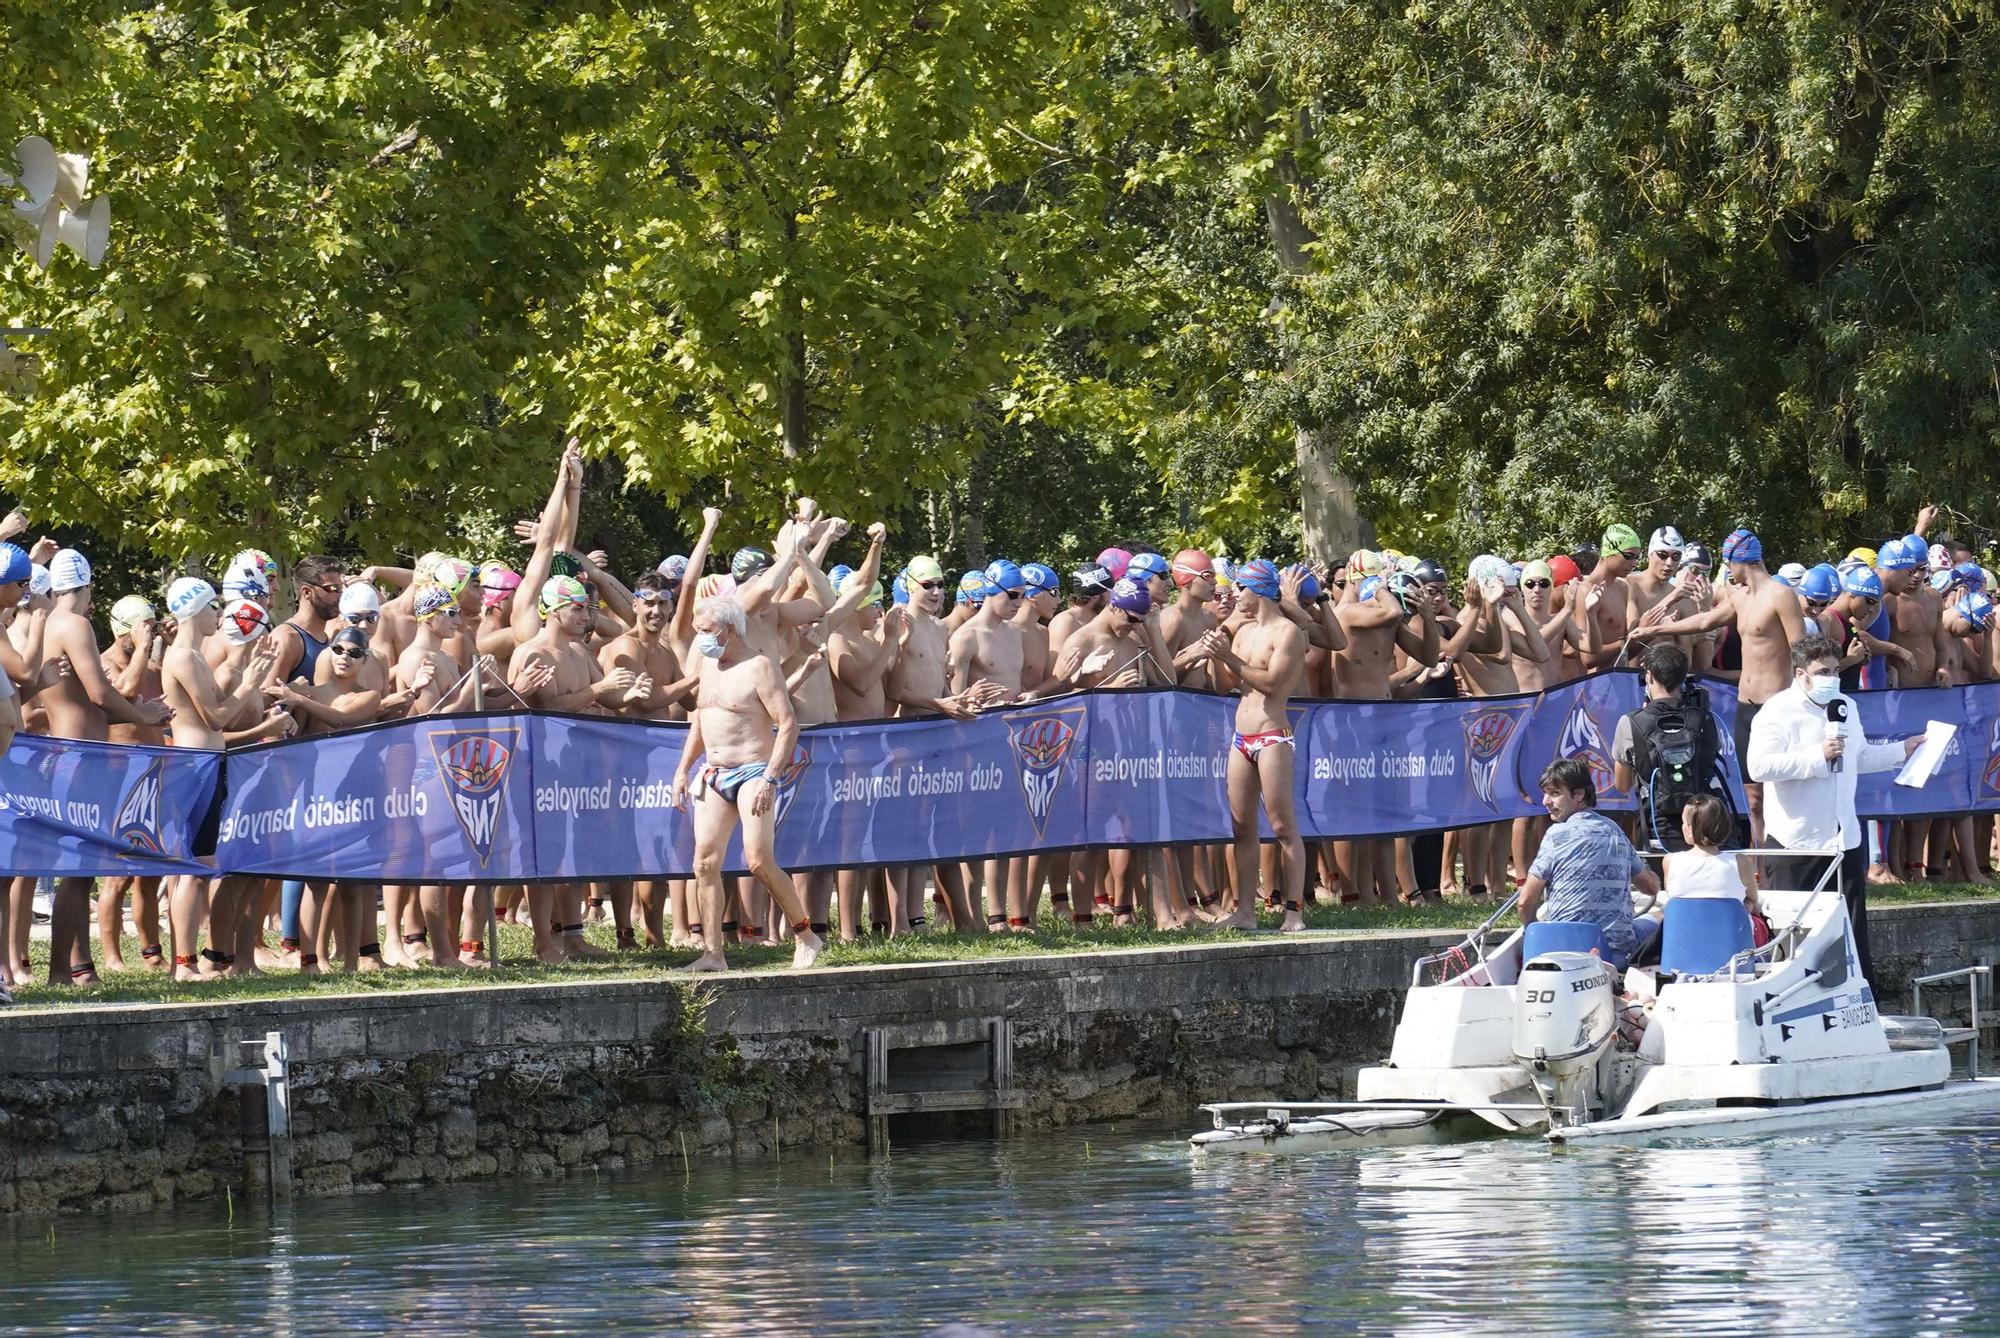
[5,1113,1997,1335]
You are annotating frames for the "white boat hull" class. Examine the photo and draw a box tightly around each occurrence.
[1549,1076,2000,1146]
[1190,1106,1468,1153]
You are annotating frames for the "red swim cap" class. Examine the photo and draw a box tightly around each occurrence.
[1171,548,1214,589]
[1547,555,1581,587]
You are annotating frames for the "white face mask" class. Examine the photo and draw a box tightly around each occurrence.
[1802,673,1841,706]
[693,631,725,660]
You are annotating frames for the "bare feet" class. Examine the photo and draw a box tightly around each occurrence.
[356,953,386,972]
[101,952,128,974]
[684,951,728,972]
[534,939,569,966]
[139,950,168,972]
[1866,863,1900,886]
[791,930,825,970]
[1280,909,1307,933]
[172,963,203,983]
[564,935,610,960]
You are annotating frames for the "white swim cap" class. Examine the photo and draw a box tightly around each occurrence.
[165,577,217,620]
[231,548,279,583]
[338,582,381,617]
[25,564,50,602]
[48,548,91,594]
[219,597,272,645]
[221,562,271,600]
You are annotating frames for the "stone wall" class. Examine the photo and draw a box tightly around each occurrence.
[0,900,1993,1216]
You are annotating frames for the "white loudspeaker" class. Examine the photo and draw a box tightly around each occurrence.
[53,195,109,267]
[5,195,61,267]
[1,136,57,208]
[50,151,89,208]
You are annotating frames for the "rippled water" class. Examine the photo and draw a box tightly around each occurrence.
[6,1113,2000,1335]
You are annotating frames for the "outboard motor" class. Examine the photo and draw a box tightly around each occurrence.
[1512,951,1617,1126]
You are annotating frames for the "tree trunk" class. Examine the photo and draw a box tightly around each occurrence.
[960,448,990,569]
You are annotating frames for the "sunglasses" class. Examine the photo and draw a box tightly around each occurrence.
[310,581,342,593]
[343,612,379,625]
[330,645,366,660]
[1522,579,1552,590]
[1113,610,1139,627]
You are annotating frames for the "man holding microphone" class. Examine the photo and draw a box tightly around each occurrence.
[1747,632,1924,984]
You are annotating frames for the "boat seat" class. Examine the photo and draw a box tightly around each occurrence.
[1522,920,1608,961]
[1660,897,1754,976]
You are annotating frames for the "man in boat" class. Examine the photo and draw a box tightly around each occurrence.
[1518,757,1663,969]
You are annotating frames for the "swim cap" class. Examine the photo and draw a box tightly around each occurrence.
[413,584,457,621]
[109,595,156,638]
[906,554,946,585]
[478,561,521,610]
[48,548,91,594]
[231,549,278,585]
[1095,548,1132,582]
[983,559,1026,594]
[1800,564,1841,602]
[1072,564,1113,594]
[891,572,909,606]
[221,562,270,600]
[330,626,370,654]
[1022,563,1061,597]
[693,573,736,602]
[1282,562,1322,602]
[1774,562,1806,588]
[1930,543,1954,573]
[1955,561,1987,592]
[1648,526,1685,554]
[1522,559,1554,585]
[432,557,473,599]
[1394,554,1422,576]
[1171,549,1213,589]
[0,542,29,588]
[1346,549,1386,578]
[1107,577,1152,616]
[1468,554,1510,594]
[165,577,216,620]
[731,547,774,584]
[539,575,589,614]
[549,551,583,581]
[1356,575,1382,602]
[414,552,447,585]
[339,582,382,618]
[1957,592,1994,631]
[1125,552,1170,583]
[1601,524,1642,555]
[840,571,885,607]
[1721,528,1763,565]
[1903,534,1931,566]
[219,597,272,645]
[1213,558,1234,588]
[1679,543,1712,573]
[1547,555,1581,586]
[1876,539,1916,571]
[1841,566,1883,599]
[827,564,854,591]
[957,570,989,605]
[1929,569,1955,593]
[656,554,689,585]
[1847,546,1879,568]
[1234,558,1281,600]
[27,564,49,599]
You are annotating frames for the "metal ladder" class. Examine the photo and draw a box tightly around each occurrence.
[1910,965,1992,1077]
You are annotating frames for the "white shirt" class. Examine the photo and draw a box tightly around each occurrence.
[1661,848,1747,903]
[1745,682,1905,851]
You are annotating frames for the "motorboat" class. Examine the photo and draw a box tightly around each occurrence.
[1193,858,2000,1152]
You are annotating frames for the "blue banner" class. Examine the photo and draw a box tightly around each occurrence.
[13,672,2000,880]
[0,735,220,876]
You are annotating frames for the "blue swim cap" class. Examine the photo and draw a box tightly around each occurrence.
[1125,552,1170,582]
[892,572,909,606]
[1800,564,1841,602]
[957,571,989,604]
[1721,528,1763,565]
[1021,562,1060,596]
[1954,561,1987,592]
[1842,566,1883,599]
[1959,591,1995,630]
[1903,533,1931,566]
[1283,562,1322,601]
[0,542,27,588]
[1357,574,1382,602]
[983,559,1026,593]
[828,564,854,590]
[1876,539,1916,571]
[1235,558,1281,600]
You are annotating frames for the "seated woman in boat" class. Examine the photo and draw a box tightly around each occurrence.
[1518,758,1664,968]
[1633,795,1760,948]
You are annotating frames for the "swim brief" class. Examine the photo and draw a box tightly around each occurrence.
[694,760,768,806]
[1231,729,1295,762]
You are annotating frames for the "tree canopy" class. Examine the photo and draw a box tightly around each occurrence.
[5,0,1999,580]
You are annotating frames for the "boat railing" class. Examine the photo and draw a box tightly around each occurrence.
[1705,846,1842,982]
[1410,891,1521,987]
[1912,964,1992,1076]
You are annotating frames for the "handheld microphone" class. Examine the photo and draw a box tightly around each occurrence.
[1825,697,1849,773]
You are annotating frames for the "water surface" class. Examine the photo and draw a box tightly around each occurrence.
[5,1114,1996,1334]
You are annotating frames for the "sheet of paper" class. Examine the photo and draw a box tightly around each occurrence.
[1894,719,1955,788]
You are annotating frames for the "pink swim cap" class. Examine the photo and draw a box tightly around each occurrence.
[1095,547,1132,582]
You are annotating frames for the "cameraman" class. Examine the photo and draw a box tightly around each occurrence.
[1613,643,1734,853]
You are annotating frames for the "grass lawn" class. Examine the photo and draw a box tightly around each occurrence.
[6,880,1996,1010]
